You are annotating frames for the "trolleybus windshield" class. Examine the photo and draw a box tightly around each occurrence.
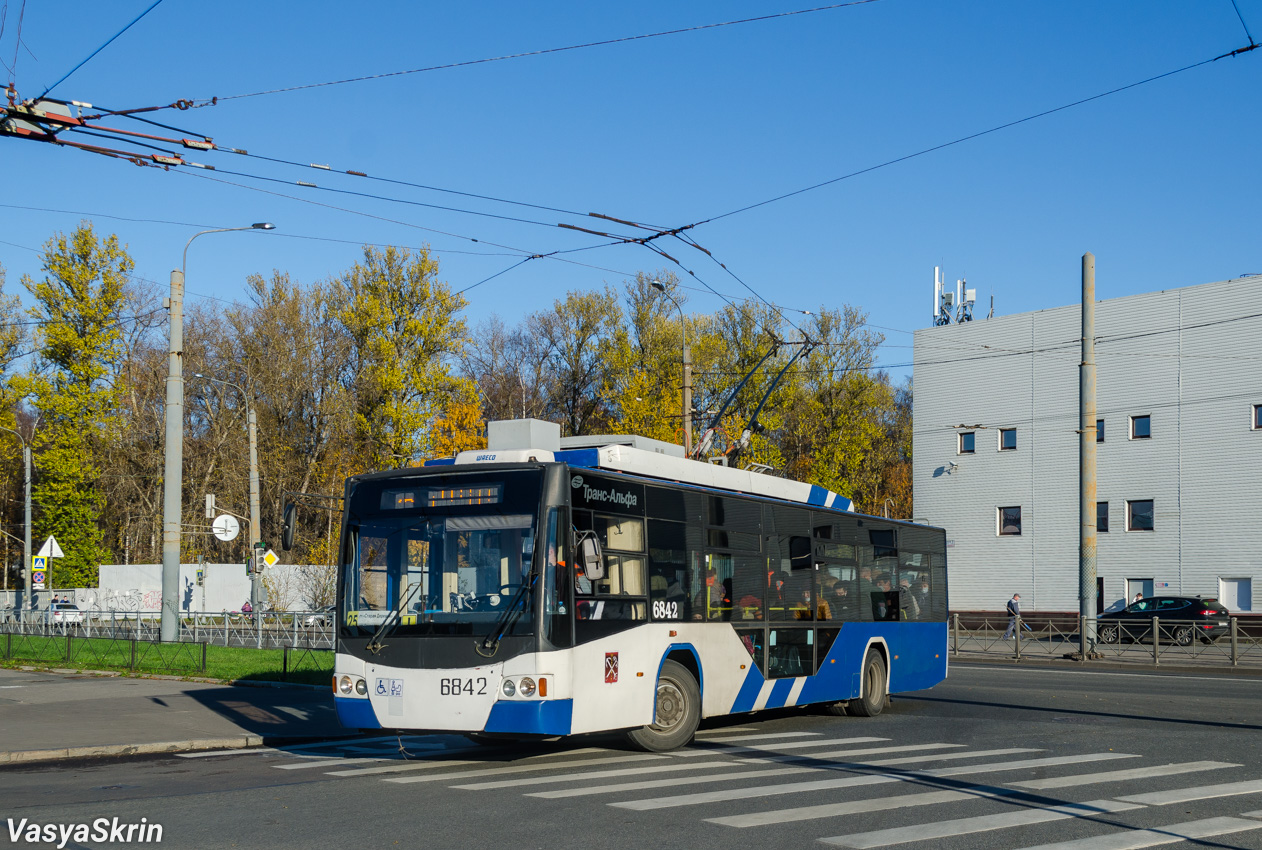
[341,470,544,637]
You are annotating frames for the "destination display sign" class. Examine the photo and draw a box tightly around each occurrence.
[570,473,644,517]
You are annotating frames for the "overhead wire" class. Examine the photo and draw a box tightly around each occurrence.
[206,1,886,102]
[1229,0,1257,46]
[37,0,166,99]
[686,45,1260,230]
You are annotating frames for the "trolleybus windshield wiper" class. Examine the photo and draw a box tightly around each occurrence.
[365,522,430,655]
[476,569,538,658]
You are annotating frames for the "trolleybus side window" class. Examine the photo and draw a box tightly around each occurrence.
[815,517,859,622]
[647,518,688,620]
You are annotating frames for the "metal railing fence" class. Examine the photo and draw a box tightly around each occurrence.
[951,613,1262,667]
[2,631,208,675]
[0,609,334,650]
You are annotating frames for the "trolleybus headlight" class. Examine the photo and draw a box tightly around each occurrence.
[354,678,368,695]
[502,679,516,697]
[519,677,536,697]
[338,676,353,695]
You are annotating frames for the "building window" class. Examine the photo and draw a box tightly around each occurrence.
[998,428,1017,451]
[1096,419,1104,443]
[1096,501,1109,533]
[1253,404,1261,430]
[1130,415,1151,439]
[998,506,1022,536]
[958,432,975,454]
[1127,499,1154,532]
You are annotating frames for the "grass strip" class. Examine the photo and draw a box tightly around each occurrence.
[0,634,332,685]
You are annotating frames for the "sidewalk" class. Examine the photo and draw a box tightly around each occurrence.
[0,667,351,765]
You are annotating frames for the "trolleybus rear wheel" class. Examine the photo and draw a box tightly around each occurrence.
[848,649,887,717]
[626,660,700,752]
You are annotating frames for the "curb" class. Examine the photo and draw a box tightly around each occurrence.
[4,664,327,689]
[0,736,267,766]
[951,653,1262,677]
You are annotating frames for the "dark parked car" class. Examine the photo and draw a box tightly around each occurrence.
[1098,596,1230,646]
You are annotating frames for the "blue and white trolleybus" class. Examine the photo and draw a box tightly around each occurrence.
[328,419,948,751]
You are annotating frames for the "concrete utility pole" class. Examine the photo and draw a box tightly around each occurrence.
[247,407,262,617]
[1079,252,1098,655]
[651,279,692,453]
[161,223,274,643]
[0,427,31,610]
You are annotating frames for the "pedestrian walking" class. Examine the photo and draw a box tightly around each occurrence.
[1003,593,1021,640]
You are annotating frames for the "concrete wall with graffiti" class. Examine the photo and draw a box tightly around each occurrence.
[78,563,252,613]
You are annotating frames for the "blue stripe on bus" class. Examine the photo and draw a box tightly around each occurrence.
[554,448,601,467]
[484,699,574,735]
[728,622,950,714]
[730,665,766,714]
[423,458,456,466]
[807,485,829,506]
[765,677,796,709]
[334,697,382,730]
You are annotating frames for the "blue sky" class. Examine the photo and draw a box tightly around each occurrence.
[1,1,1258,374]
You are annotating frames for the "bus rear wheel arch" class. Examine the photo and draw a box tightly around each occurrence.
[626,659,700,752]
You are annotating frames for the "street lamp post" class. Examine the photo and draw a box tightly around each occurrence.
[161,223,274,643]
[0,426,31,610]
[650,280,692,454]
[192,374,263,615]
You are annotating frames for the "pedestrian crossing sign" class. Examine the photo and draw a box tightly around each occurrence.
[31,555,47,590]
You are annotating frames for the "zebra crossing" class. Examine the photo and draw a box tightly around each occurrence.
[179,727,1262,848]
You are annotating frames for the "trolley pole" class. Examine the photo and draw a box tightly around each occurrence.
[1079,252,1098,655]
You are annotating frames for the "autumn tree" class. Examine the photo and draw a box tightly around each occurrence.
[19,223,131,586]
[332,245,472,469]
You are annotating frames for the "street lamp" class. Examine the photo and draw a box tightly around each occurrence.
[650,279,692,455]
[160,222,274,643]
[0,425,31,609]
[191,373,262,606]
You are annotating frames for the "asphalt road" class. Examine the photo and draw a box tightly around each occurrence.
[5,664,1262,850]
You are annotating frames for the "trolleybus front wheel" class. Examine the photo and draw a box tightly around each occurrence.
[626,660,700,752]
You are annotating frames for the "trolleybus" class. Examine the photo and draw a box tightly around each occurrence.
[324,419,947,751]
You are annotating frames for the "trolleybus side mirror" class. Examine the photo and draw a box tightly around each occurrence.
[576,531,605,581]
[281,502,297,551]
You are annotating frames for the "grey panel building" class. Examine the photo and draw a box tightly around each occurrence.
[913,276,1262,614]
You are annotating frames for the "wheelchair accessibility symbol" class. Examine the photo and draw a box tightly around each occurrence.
[375,678,388,696]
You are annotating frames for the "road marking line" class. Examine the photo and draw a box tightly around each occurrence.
[328,759,484,777]
[694,736,888,755]
[865,747,1043,766]
[610,753,1137,811]
[696,731,822,744]
[385,753,665,784]
[325,745,614,776]
[735,743,963,763]
[694,726,756,735]
[1116,778,1262,806]
[1013,815,1262,850]
[528,766,817,799]
[1011,761,1239,791]
[709,784,1024,827]
[452,759,738,790]
[275,757,383,770]
[818,798,1142,848]
[566,751,1035,804]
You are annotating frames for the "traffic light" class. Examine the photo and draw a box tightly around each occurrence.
[281,502,297,551]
